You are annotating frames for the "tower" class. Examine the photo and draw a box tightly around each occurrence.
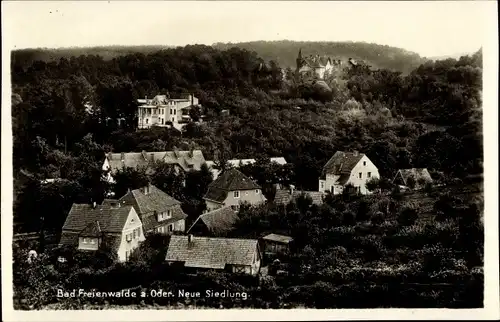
[296,48,303,72]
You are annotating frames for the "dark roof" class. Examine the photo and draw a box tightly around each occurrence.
[105,150,205,173]
[79,221,102,237]
[394,168,433,186]
[165,235,259,269]
[322,151,365,176]
[188,206,239,235]
[61,204,133,234]
[262,233,293,244]
[274,189,325,206]
[300,55,333,69]
[203,169,261,203]
[119,185,186,231]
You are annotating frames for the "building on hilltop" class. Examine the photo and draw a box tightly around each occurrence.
[137,93,201,130]
[295,49,343,80]
[318,151,380,195]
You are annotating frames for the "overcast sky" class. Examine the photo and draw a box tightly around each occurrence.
[2,1,493,58]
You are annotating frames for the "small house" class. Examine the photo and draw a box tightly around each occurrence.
[393,168,433,189]
[187,206,239,237]
[261,234,294,256]
[165,235,262,276]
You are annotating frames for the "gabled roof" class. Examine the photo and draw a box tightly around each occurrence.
[119,184,181,215]
[188,206,239,235]
[203,169,261,203]
[274,189,325,206]
[165,235,259,269]
[62,204,133,233]
[394,168,433,185]
[262,234,293,244]
[105,150,205,173]
[322,151,365,176]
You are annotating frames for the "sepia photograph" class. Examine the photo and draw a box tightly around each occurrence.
[1,0,499,320]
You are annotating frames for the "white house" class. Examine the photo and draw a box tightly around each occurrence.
[318,151,380,195]
[137,94,200,130]
[59,202,145,262]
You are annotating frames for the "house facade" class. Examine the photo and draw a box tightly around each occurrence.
[203,168,267,212]
[118,184,188,235]
[261,233,294,257]
[318,151,380,195]
[137,94,199,129]
[59,202,145,262]
[165,235,262,276]
[102,149,206,182]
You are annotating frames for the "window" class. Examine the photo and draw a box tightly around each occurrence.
[234,191,240,198]
[125,250,130,260]
[137,228,141,237]
[146,119,149,124]
[168,224,173,232]
[90,238,96,244]
[368,172,372,178]
[153,110,156,115]
[331,186,334,193]
[170,109,173,114]
[174,109,176,115]
[363,161,366,166]
[359,172,362,179]
[133,230,137,239]
[172,117,175,122]
[256,189,260,194]
[321,182,324,189]
[83,238,88,244]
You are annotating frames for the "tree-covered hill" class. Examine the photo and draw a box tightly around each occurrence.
[213,40,428,74]
[12,40,428,74]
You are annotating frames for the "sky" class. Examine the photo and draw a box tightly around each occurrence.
[1,1,494,58]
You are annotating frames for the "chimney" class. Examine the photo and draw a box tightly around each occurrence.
[188,234,193,243]
[353,150,359,156]
[151,153,155,162]
[120,152,125,162]
[289,184,295,196]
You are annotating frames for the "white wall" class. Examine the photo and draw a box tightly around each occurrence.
[117,208,145,262]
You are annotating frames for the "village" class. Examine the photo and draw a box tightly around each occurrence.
[53,95,437,279]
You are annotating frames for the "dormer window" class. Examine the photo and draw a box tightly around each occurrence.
[158,210,172,222]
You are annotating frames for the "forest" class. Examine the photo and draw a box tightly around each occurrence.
[11,43,484,309]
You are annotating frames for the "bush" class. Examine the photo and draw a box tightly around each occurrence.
[398,207,419,226]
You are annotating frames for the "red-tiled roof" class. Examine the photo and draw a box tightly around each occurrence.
[203,169,261,203]
[165,235,259,269]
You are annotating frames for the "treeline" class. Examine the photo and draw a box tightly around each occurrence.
[213,40,428,74]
